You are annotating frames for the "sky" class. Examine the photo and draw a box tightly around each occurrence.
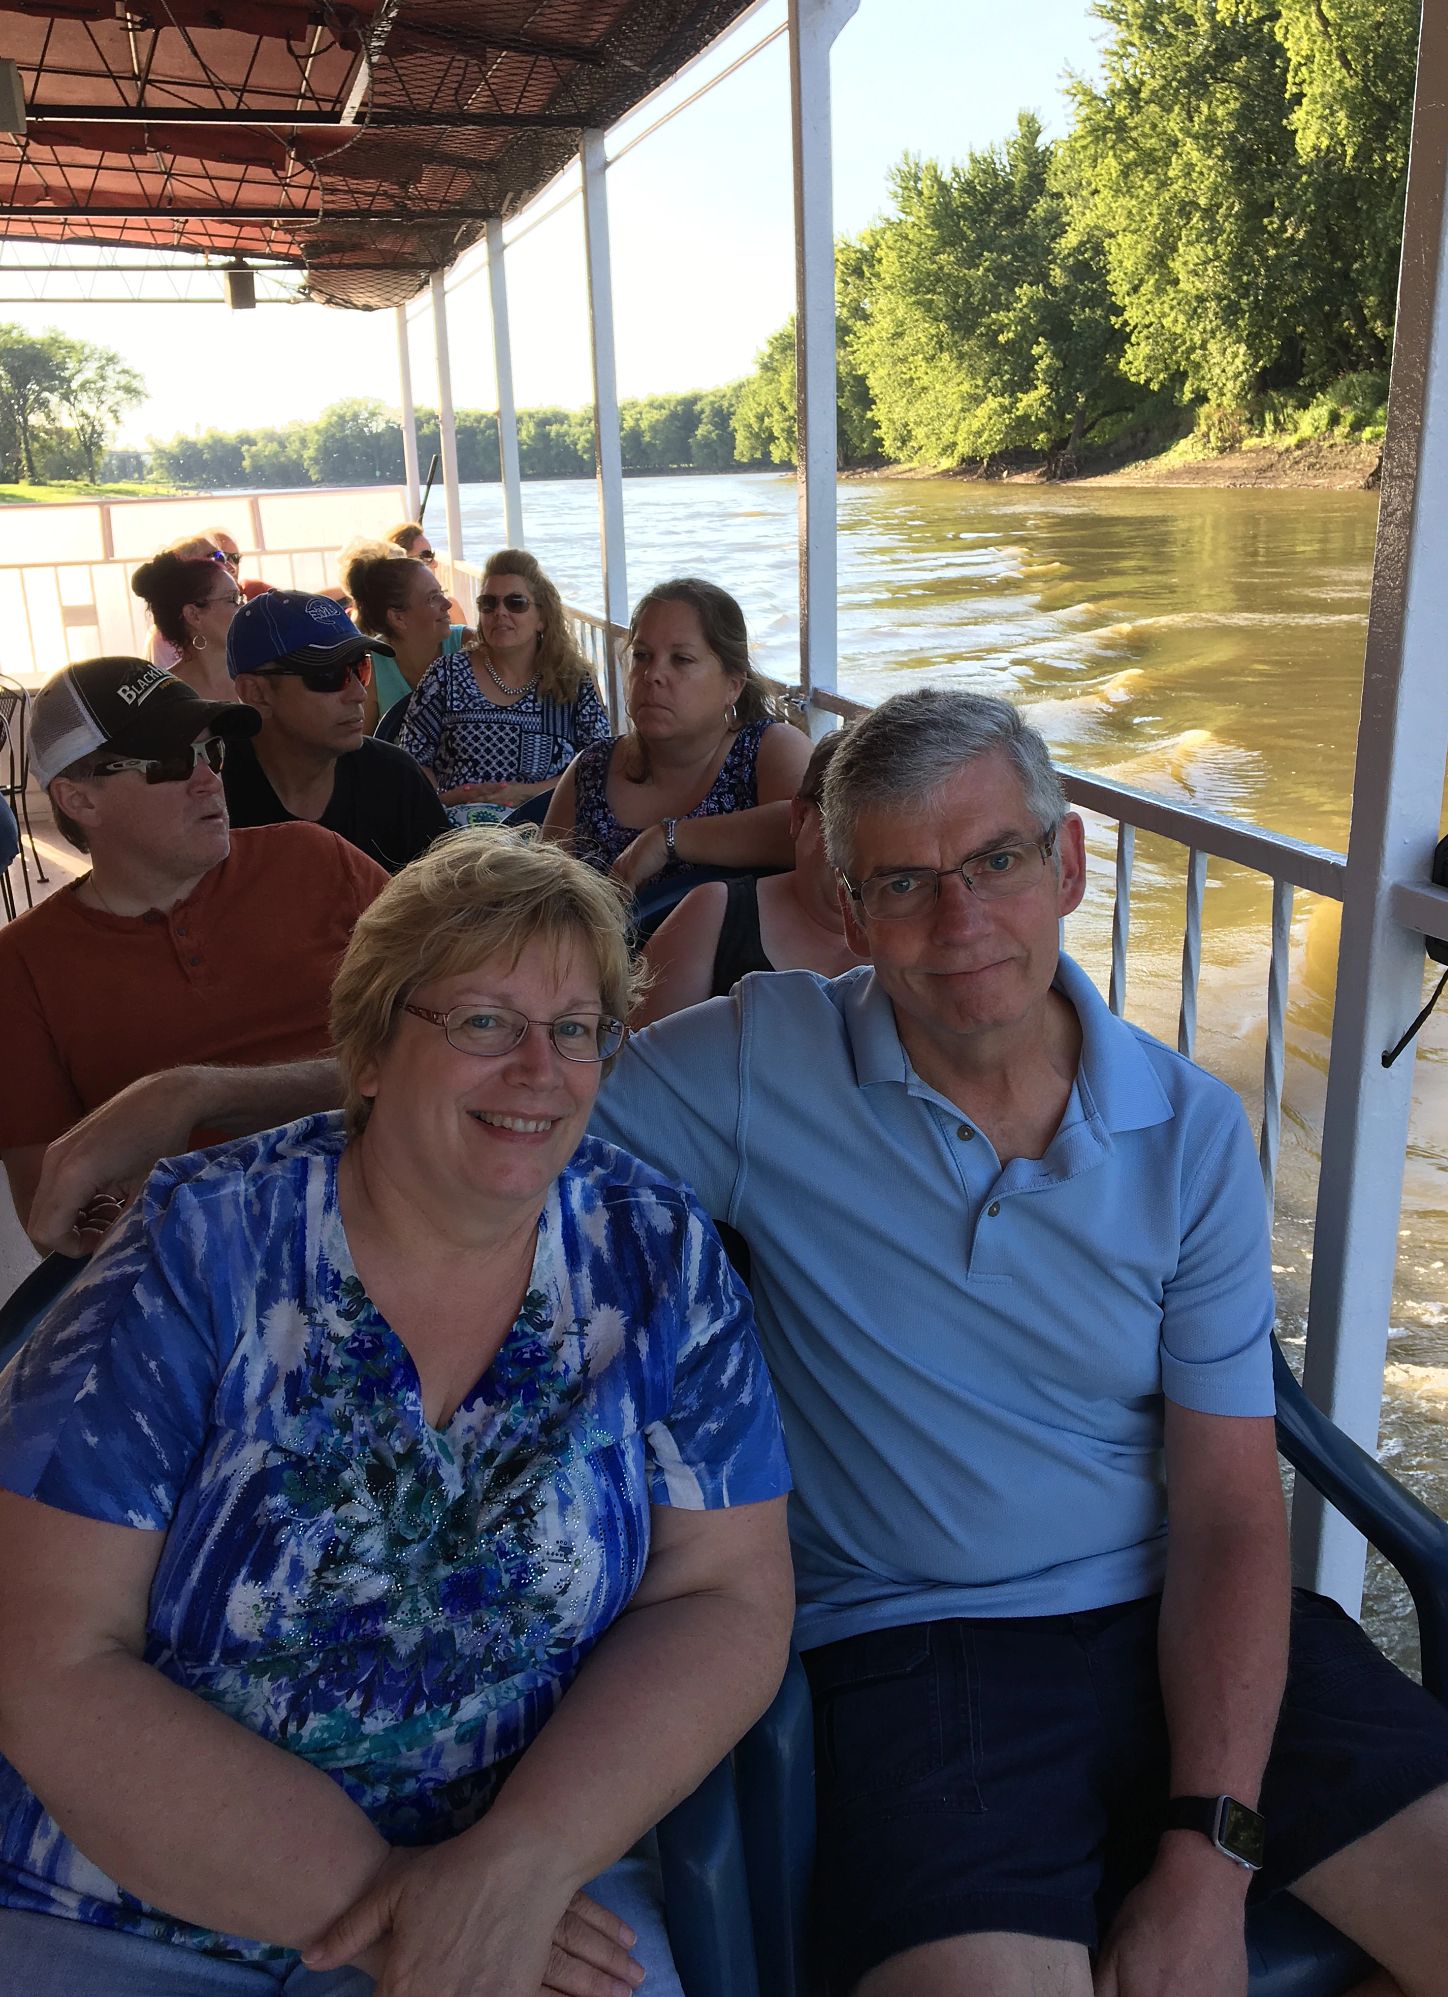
[0,0,1107,447]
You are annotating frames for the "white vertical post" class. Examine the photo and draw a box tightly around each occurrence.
[1293,6,1448,1610]
[395,303,421,520]
[581,132,629,725]
[429,271,465,570]
[486,217,524,549]
[788,0,858,741]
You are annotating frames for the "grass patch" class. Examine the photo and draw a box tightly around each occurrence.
[0,479,176,505]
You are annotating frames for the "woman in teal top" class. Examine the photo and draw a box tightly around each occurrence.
[344,550,471,735]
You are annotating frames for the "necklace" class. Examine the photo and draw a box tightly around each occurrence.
[480,650,539,699]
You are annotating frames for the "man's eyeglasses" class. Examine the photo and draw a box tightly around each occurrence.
[479,592,532,615]
[402,1002,627,1064]
[843,828,1059,920]
[258,655,373,694]
[96,735,227,786]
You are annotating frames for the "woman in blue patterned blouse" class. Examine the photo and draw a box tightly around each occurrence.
[399,551,612,829]
[542,578,811,893]
[0,831,793,1997]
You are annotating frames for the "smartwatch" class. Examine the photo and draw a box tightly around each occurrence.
[1165,1795,1266,1872]
[662,817,678,862]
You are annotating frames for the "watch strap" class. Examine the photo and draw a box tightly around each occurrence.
[1165,1794,1264,1871]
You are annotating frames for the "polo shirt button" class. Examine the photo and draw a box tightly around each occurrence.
[987,1201,1001,1217]
[957,1123,975,1140]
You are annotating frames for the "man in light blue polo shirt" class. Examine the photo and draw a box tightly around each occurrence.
[594,690,1448,1997]
[22,691,1448,1997]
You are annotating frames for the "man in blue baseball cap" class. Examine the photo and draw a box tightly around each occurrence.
[224,591,447,874]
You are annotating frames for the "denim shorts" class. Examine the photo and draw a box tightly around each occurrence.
[803,1589,1448,1990]
[0,1844,680,1997]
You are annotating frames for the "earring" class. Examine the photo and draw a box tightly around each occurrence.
[192,633,209,652]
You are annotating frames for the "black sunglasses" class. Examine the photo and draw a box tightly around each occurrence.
[415,548,437,564]
[96,735,227,786]
[260,655,373,694]
[479,592,532,614]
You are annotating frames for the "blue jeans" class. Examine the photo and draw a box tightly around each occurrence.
[0,1847,681,1996]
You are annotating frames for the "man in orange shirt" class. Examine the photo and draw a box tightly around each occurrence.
[0,657,387,1228]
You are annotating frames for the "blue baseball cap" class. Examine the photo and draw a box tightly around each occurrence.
[226,589,393,679]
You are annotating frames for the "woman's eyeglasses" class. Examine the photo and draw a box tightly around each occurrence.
[479,592,532,615]
[209,548,240,568]
[259,655,373,694]
[415,548,437,564]
[208,590,245,609]
[96,736,227,786]
[402,1002,626,1064]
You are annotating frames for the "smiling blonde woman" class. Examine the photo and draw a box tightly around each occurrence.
[0,830,793,1997]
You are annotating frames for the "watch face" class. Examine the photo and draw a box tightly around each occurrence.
[1217,1798,1267,1870]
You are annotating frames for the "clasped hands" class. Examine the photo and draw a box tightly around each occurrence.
[305,1833,645,1997]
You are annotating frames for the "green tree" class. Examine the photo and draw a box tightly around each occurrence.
[850,120,1125,468]
[0,328,69,481]
[1062,0,1415,407]
[304,397,402,485]
[242,430,310,488]
[55,341,145,481]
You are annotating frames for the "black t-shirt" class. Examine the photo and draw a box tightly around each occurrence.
[223,735,448,875]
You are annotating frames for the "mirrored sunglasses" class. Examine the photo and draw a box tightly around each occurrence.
[96,735,227,786]
[479,592,532,615]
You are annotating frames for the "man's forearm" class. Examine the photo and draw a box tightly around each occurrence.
[1158,1514,1290,1807]
[183,1058,344,1135]
[3,1648,385,1949]
[28,1060,345,1254]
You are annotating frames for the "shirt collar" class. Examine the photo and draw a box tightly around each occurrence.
[843,953,1174,1137]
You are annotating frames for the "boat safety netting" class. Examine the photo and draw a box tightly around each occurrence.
[0,0,755,308]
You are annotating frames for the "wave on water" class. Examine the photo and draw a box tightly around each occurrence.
[1091,609,1365,643]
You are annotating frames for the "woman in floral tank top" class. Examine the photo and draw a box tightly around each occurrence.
[543,577,811,892]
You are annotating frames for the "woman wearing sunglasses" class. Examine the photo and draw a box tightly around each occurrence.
[0,831,793,1997]
[132,549,244,703]
[399,550,611,827]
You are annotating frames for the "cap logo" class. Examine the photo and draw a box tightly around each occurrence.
[115,664,172,708]
[305,597,347,628]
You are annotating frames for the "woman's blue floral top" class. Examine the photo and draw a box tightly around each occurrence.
[0,1113,789,1962]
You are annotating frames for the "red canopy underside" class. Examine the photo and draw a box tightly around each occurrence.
[0,0,756,307]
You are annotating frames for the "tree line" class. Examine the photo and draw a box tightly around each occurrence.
[109,385,754,491]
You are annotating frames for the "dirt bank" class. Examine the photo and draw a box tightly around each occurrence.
[845,437,1381,492]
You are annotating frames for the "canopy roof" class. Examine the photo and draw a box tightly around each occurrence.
[0,0,755,308]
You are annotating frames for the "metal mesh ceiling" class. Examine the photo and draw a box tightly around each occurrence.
[0,0,758,308]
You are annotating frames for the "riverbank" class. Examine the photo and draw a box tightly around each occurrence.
[849,435,1382,492]
[0,479,177,505]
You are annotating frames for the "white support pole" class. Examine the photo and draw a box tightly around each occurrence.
[788,0,858,740]
[429,271,465,570]
[1293,7,1448,1610]
[581,132,629,724]
[486,217,524,548]
[395,303,421,521]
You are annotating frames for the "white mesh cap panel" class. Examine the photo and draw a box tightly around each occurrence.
[28,673,108,789]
